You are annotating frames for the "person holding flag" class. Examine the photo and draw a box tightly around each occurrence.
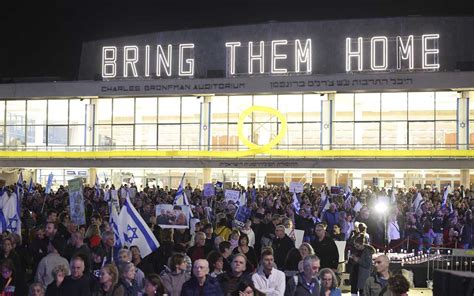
[15,171,23,199]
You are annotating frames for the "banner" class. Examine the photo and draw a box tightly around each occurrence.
[68,178,86,225]
[224,189,241,204]
[289,182,303,193]
[203,183,215,197]
[234,206,252,227]
[155,204,190,229]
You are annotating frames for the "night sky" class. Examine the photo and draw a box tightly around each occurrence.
[0,0,473,80]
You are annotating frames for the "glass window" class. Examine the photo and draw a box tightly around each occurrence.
[381,92,407,121]
[158,124,180,147]
[6,125,25,146]
[0,126,3,145]
[355,93,380,121]
[70,99,90,124]
[181,124,200,148]
[409,122,435,147]
[303,123,321,147]
[354,122,379,147]
[135,124,157,147]
[158,97,181,124]
[252,122,277,146]
[435,92,457,120]
[48,99,68,124]
[181,96,201,123]
[69,125,85,146]
[333,122,353,147]
[229,96,252,123]
[97,99,112,124]
[408,92,435,120]
[6,100,26,125]
[381,122,407,148]
[136,97,157,124]
[48,126,68,145]
[0,101,4,125]
[279,123,302,148]
[27,100,47,125]
[96,125,112,146]
[303,94,323,122]
[113,98,134,124]
[334,94,354,121]
[27,125,46,146]
[278,95,302,122]
[229,123,250,149]
[435,121,457,147]
[112,125,134,146]
[211,123,228,149]
[211,96,228,123]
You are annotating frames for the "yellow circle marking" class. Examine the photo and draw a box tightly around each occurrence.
[237,105,287,152]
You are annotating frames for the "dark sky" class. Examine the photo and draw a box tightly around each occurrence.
[1,0,473,80]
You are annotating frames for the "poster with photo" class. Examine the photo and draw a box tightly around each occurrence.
[155,204,190,229]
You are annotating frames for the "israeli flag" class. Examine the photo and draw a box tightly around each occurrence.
[174,173,186,205]
[441,185,450,209]
[292,190,300,212]
[109,198,122,251]
[45,173,54,194]
[412,192,423,211]
[28,177,34,194]
[344,185,352,201]
[117,197,160,257]
[95,174,100,198]
[16,171,23,198]
[320,190,330,211]
[0,192,21,237]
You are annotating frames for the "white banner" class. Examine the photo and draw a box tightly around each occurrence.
[289,182,303,193]
[224,189,241,204]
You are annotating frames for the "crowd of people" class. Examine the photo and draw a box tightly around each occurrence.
[0,178,472,295]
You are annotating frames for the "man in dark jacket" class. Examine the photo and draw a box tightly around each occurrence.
[181,259,223,296]
[273,225,295,269]
[310,223,339,270]
[218,253,252,295]
[285,255,321,296]
[61,256,91,296]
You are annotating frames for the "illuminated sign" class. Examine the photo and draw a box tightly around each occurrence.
[101,34,439,79]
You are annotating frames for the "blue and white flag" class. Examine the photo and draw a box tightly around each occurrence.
[292,190,300,212]
[45,173,54,194]
[15,172,23,198]
[0,192,21,237]
[237,191,247,207]
[441,185,450,209]
[251,188,257,203]
[28,177,34,194]
[412,192,423,211]
[343,185,352,201]
[117,197,160,257]
[95,174,100,198]
[174,173,186,205]
[109,198,122,251]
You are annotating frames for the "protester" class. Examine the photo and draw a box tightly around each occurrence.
[349,236,374,296]
[160,253,190,296]
[363,255,390,296]
[91,264,124,296]
[311,224,339,271]
[284,255,321,296]
[218,253,252,295]
[181,259,223,296]
[319,268,342,296]
[143,273,165,296]
[45,264,68,296]
[252,249,286,296]
[0,258,27,296]
[387,274,410,296]
[61,256,91,296]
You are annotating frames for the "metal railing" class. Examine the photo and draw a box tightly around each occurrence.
[426,248,474,288]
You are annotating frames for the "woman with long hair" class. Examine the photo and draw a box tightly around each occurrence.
[232,233,257,271]
[0,259,27,295]
[283,248,303,277]
[319,268,342,296]
[92,264,124,296]
[207,251,225,278]
[230,279,265,296]
[143,273,165,296]
[118,262,138,296]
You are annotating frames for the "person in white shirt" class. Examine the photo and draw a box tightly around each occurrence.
[252,249,286,296]
[387,214,402,252]
[241,220,256,247]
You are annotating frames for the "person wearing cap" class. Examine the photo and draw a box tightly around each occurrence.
[273,225,296,270]
[35,236,70,287]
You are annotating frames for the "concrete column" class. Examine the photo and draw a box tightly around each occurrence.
[325,169,336,186]
[201,96,212,150]
[203,168,212,184]
[306,171,313,185]
[89,168,97,186]
[321,93,334,150]
[87,98,98,147]
[461,169,470,188]
[458,91,472,149]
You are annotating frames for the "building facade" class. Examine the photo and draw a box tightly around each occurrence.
[0,17,473,189]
